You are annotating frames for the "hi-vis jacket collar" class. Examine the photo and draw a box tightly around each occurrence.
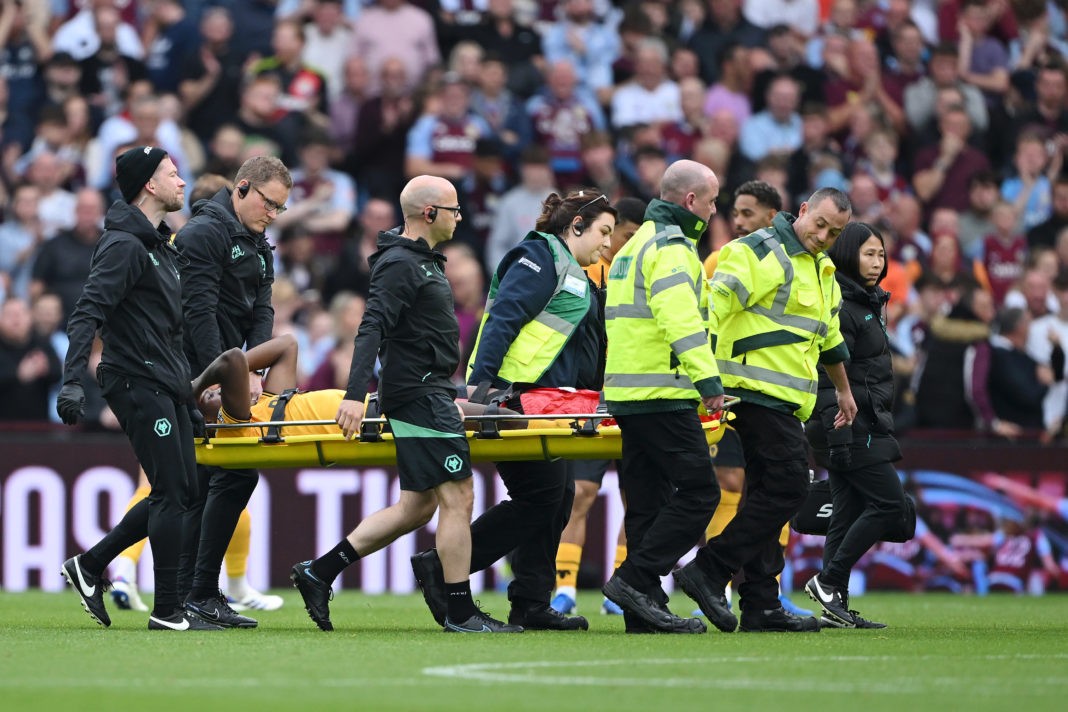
[645,199,706,241]
[771,211,812,257]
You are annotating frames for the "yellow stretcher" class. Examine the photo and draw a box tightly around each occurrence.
[194,400,737,469]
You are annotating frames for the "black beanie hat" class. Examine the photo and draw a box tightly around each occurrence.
[115,146,168,203]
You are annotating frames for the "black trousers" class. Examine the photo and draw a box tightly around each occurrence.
[614,408,720,592]
[87,375,197,615]
[469,458,574,606]
[822,460,905,588]
[180,464,259,598]
[696,402,809,612]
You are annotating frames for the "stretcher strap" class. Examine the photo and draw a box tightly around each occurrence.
[263,389,299,444]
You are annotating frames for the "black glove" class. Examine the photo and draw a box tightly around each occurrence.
[56,382,86,425]
[187,402,207,439]
[828,444,852,471]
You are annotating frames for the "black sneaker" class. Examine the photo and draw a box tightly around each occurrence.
[290,560,334,631]
[148,610,225,631]
[804,574,853,627]
[850,610,887,629]
[672,561,737,633]
[185,590,258,628]
[509,604,589,631]
[61,555,111,627]
[410,549,448,627]
[603,574,706,634]
[444,607,524,633]
[739,606,821,633]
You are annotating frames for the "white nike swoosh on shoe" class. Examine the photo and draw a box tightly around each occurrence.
[151,616,190,631]
[74,559,95,597]
[812,579,835,605]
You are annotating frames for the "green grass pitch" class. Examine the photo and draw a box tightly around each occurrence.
[1,590,1066,711]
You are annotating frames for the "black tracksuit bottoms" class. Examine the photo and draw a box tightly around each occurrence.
[614,408,720,593]
[696,402,809,612]
[822,461,905,588]
[86,376,197,616]
[469,458,575,606]
[180,464,259,598]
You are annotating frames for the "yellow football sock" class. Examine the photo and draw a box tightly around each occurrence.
[555,542,582,590]
[705,489,741,541]
[613,545,627,572]
[225,509,252,578]
[117,485,151,563]
[778,523,790,549]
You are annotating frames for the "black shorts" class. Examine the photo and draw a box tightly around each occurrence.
[710,425,745,469]
[386,391,472,492]
[569,458,614,484]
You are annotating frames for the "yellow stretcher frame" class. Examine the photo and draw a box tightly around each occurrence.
[194,401,737,469]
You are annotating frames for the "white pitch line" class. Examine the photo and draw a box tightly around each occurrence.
[0,677,443,690]
[421,655,1068,693]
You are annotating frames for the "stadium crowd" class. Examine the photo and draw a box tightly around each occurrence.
[4,0,1068,444]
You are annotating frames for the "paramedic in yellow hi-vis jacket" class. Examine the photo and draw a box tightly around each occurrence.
[673,187,858,634]
[600,160,725,635]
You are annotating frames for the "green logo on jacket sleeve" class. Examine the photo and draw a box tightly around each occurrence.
[608,256,632,280]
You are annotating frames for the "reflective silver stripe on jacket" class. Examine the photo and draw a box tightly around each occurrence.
[604,372,696,390]
[716,360,816,393]
[671,330,708,355]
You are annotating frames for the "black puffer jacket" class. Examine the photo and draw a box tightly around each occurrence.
[806,273,902,467]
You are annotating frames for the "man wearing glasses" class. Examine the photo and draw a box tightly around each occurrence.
[173,155,293,628]
[290,175,520,633]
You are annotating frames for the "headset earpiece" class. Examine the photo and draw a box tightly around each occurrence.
[427,207,438,223]
[573,218,585,236]
[238,182,250,198]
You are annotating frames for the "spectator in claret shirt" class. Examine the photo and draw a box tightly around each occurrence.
[912,105,992,216]
[405,73,493,182]
[981,201,1028,307]
[526,61,606,190]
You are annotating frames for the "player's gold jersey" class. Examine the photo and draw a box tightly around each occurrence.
[218,389,346,437]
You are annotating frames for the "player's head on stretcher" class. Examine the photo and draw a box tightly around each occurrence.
[190,336,532,434]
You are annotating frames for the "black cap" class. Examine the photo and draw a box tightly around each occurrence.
[115,146,168,203]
